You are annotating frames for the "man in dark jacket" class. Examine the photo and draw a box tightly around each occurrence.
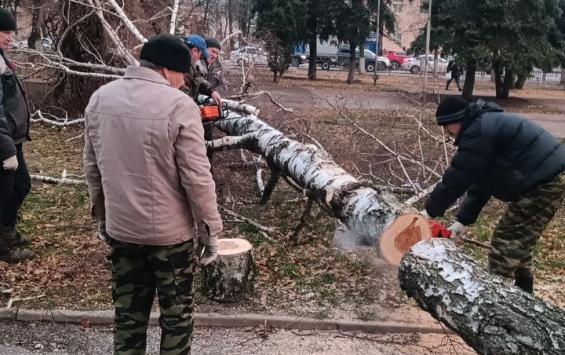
[425,96,564,293]
[183,34,222,105]
[204,37,227,95]
[446,57,462,92]
[0,8,32,263]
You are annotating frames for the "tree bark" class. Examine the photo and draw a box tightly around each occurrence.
[211,104,403,245]
[515,74,527,90]
[462,58,476,100]
[347,41,356,84]
[201,238,255,302]
[399,239,565,355]
[306,0,317,80]
[560,67,565,85]
[493,60,505,99]
[359,44,365,74]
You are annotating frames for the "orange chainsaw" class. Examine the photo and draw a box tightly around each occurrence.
[200,101,227,123]
[378,214,489,265]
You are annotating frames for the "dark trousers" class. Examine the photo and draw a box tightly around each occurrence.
[0,145,31,231]
[107,237,195,355]
[203,123,214,164]
[446,75,462,91]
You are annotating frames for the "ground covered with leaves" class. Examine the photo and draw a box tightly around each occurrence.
[1,72,563,322]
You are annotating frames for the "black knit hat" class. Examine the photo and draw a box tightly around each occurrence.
[205,37,221,50]
[140,34,191,73]
[436,96,470,126]
[0,8,16,32]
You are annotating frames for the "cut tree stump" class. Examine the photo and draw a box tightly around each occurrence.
[399,239,565,355]
[201,238,255,302]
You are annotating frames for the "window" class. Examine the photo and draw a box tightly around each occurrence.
[391,0,404,14]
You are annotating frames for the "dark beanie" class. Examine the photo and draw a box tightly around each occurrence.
[436,96,470,126]
[140,34,191,73]
[205,37,221,50]
[0,8,16,32]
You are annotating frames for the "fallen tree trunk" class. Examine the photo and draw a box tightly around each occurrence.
[399,239,565,355]
[211,103,404,245]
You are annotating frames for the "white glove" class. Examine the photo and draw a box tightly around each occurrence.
[211,91,222,106]
[448,221,466,241]
[198,238,218,266]
[2,155,18,171]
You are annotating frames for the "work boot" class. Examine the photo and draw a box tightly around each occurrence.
[514,267,534,294]
[3,226,31,247]
[0,245,33,263]
[0,228,33,263]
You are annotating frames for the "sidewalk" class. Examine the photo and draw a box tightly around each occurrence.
[0,319,475,355]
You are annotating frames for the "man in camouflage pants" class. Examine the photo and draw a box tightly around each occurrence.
[425,97,565,294]
[84,35,223,354]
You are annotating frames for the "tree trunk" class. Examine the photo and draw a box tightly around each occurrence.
[515,74,527,90]
[211,102,403,245]
[306,0,317,80]
[27,0,43,49]
[560,67,565,85]
[227,0,234,50]
[347,41,356,84]
[462,58,476,100]
[399,239,565,355]
[493,60,503,98]
[201,238,255,302]
[359,44,365,74]
[501,68,514,99]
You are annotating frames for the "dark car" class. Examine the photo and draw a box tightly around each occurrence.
[336,47,390,71]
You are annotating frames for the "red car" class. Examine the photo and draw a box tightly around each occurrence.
[385,50,410,70]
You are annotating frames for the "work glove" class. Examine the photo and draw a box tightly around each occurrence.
[197,222,219,266]
[197,237,218,266]
[448,221,466,242]
[2,155,18,171]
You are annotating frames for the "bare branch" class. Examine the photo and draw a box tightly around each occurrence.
[106,0,147,42]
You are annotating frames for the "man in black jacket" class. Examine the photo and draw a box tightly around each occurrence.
[446,57,462,92]
[425,96,564,293]
[0,8,32,263]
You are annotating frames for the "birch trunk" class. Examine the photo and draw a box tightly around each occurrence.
[212,105,404,245]
[399,239,565,355]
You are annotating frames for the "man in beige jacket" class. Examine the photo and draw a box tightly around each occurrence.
[84,34,223,355]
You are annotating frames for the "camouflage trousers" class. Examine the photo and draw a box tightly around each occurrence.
[107,237,195,355]
[489,173,565,278]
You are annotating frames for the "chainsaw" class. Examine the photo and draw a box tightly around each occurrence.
[378,213,489,265]
[200,101,228,124]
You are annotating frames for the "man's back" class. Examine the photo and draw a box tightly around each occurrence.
[84,66,221,245]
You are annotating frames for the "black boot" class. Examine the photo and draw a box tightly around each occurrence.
[3,226,31,247]
[514,267,534,294]
[0,228,33,263]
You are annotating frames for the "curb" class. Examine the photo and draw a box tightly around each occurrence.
[0,308,452,335]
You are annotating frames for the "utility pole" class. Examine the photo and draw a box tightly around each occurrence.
[373,0,381,87]
[422,0,432,98]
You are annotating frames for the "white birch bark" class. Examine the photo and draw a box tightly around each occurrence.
[169,0,181,34]
[213,108,405,244]
[106,0,147,42]
[399,239,565,355]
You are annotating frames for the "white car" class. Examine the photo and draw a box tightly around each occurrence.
[402,55,449,74]
[229,46,268,66]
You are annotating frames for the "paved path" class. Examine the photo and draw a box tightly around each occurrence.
[0,320,474,355]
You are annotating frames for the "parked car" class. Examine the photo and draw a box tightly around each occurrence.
[402,55,448,74]
[336,47,390,71]
[229,46,268,66]
[385,50,410,70]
